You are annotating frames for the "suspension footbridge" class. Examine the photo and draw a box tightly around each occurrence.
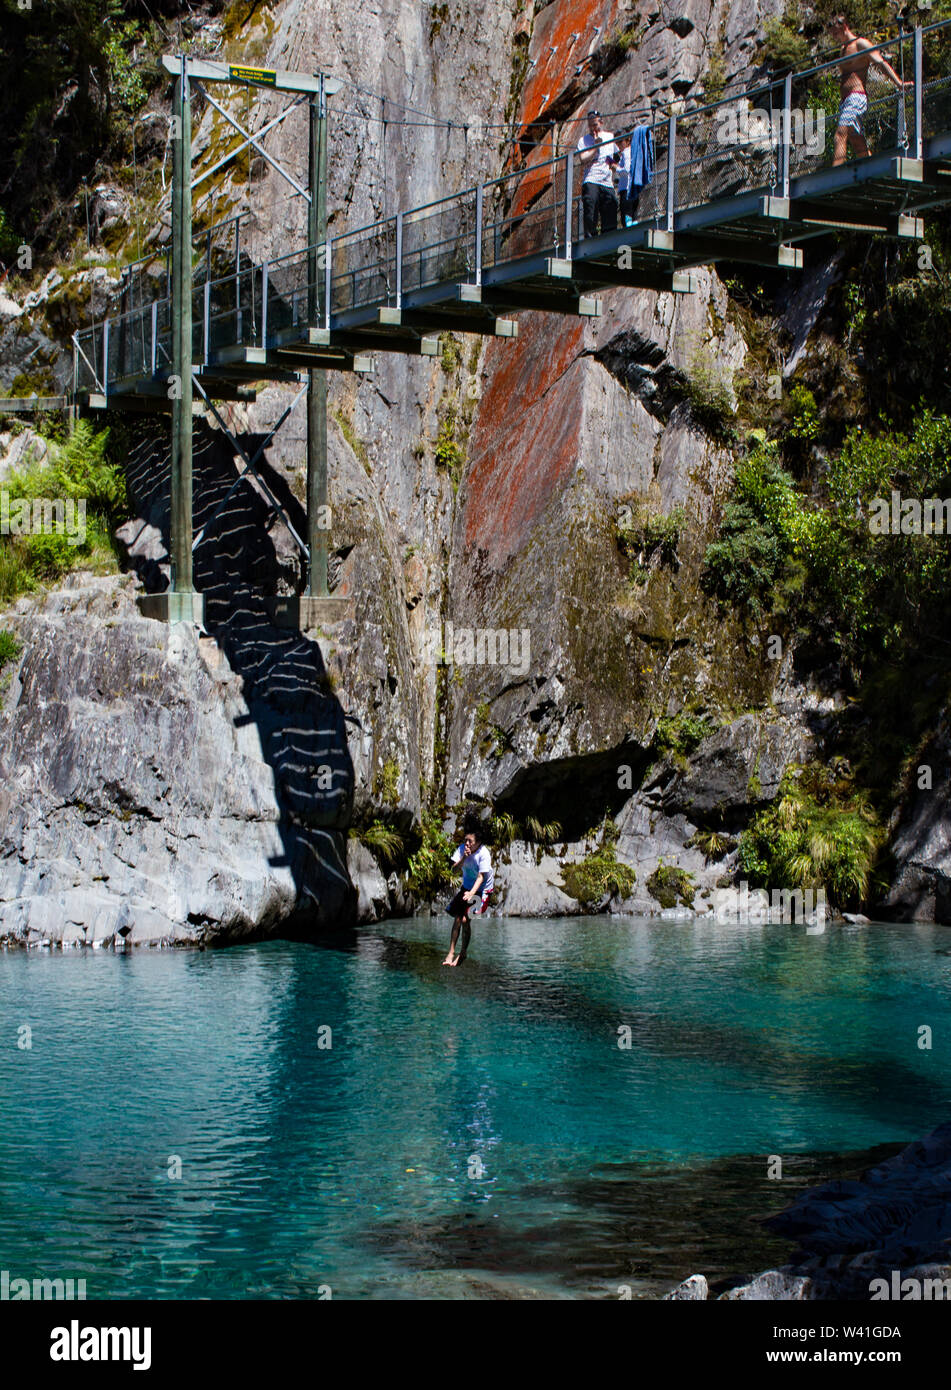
[63,21,951,625]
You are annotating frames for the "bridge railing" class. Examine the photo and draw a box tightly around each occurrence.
[329,217,398,316]
[482,152,571,268]
[75,18,951,396]
[400,189,479,296]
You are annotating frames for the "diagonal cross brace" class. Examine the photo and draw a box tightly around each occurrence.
[190,374,311,557]
[76,336,105,393]
[191,92,308,192]
[195,84,311,201]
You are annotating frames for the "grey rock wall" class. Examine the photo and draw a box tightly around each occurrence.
[0,577,353,947]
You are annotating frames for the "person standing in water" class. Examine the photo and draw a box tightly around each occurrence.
[829,15,909,166]
[442,829,494,967]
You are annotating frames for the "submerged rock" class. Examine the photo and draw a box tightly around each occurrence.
[719,1270,812,1300]
[667,1123,951,1301]
[664,1273,709,1300]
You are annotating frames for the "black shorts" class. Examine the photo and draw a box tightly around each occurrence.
[446,888,492,917]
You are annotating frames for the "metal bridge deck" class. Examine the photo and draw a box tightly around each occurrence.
[77,142,951,413]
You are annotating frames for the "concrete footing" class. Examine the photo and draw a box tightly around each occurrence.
[264,594,353,630]
[136,591,206,625]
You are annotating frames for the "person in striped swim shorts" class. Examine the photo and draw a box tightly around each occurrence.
[829,15,909,166]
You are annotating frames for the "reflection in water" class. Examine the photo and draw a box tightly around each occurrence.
[1,917,950,1298]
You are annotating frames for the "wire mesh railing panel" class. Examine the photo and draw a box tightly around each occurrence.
[264,249,318,341]
[616,122,667,228]
[673,103,778,213]
[330,220,397,314]
[117,304,157,380]
[201,260,259,353]
[401,191,477,293]
[482,154,570,270]
[155,299,172,374]
[75,327,103,393]
[788,44,911,178]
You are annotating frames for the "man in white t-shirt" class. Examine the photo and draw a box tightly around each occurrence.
[442,829,494,966]
[577,110,619,239]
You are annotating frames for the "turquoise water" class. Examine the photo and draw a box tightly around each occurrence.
[2,915,951,1299]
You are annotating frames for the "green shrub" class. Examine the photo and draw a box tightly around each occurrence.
[434,410,463,483]
[333,409,371,475]
[760,12,811,71]
[406,812,455,900]
[702,438,805,615]
[683,348,735,438]
[704,413,951,663]
[0,630,23,669]
[688,828,733,859]
[0,545,34,604]
[23,531,81,579]
[705,47,727,103]
[102,21,148,117]
[561,819,636,908]
[797,412,951,663]
[738,765,884,907]
[439,333,463,374]
[786,383,820,443]
[359,820,404,865]
[647,862,695,909]
[488,811,518,848]
[373,758,400,807]
[617,505,685,577]
[522,815,562,845]
[0,421,125,604]
[0,207,19,261]
[654,710,716,757]
[8,370,57,399]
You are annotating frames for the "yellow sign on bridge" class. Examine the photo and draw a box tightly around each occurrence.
[228,65,277,86]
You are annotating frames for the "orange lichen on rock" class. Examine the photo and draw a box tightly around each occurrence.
[518,0,618,129]
[462,314,586,569]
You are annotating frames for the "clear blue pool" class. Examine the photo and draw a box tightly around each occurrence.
[2,915,951,1299]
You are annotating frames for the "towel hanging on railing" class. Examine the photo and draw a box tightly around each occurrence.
[621,124,655,199]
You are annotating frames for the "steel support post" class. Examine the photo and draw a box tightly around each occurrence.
[666,116,677,232]
[306,73,330,598]
[780,72,792,199]
[913,26,924,161]
[170,58,195,597]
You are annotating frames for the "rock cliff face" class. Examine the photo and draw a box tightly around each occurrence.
[238,0,815,924]
[0,574,354,947]
[2,0,948,941]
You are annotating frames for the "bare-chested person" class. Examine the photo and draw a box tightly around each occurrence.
[829,15,909,165]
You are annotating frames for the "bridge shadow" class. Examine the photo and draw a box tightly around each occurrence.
[120,413,357,938]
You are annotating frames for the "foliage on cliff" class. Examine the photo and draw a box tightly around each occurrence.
[561,819,635,908]
[406,811,455,901]
[704,415,951,672]
[738,764,884,908]
[0,420,127,602]
[0,0,204,261]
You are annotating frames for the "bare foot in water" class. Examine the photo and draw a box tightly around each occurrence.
[442,954,455,966]
[449,956,465,967]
